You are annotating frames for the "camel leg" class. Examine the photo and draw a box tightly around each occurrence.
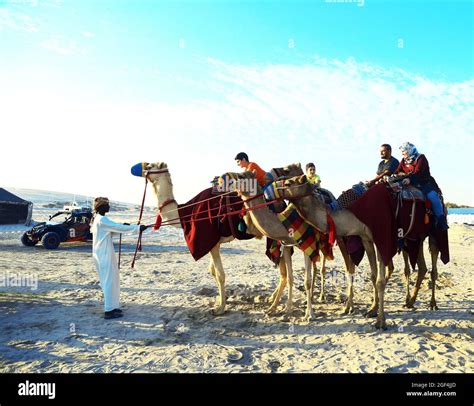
[266,258,287,315]
[207,256,219,305]
[429,237,439,311]
[374,250,387,330]
[402,250,411,307]
[208,256,216,279]
[342,272,355,315]
[318,256,327,303]
[210,244,226,315]
[303,254,315,321]
[311,261,318,301]
[282,247,294,314]
[268,253,286,304]
[386,259,394,284]
[407,246,428,308]
[362,239,379,318]
[338,239,355,314]
[267,260,285,305]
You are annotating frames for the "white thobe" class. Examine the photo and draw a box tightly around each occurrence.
[91,214,140,312]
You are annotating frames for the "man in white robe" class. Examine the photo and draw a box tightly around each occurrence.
[91,197,148,319]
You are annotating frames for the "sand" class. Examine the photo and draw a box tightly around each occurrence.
[0,209,472,373]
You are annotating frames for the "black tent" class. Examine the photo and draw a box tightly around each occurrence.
[0,188,33,225]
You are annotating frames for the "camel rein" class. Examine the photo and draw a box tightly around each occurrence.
[396,192,417,239]
[153,192,281,228]
[129,169,284,267]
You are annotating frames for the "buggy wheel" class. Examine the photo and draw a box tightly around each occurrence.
[21,233,38,247]
[42,232,61,249]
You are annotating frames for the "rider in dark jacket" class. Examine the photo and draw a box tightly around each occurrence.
[395,142,448,231]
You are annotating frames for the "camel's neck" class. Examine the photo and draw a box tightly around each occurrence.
[151,175,182,229]
[292,195,366,237]
[292,195,329,231]
[241,194,294,242]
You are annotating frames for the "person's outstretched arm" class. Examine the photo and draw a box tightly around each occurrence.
[100,216,141,234]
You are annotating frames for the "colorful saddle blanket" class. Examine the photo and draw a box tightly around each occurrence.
[266,203,334,265]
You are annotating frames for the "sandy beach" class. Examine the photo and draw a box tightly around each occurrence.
[0,208,472,373]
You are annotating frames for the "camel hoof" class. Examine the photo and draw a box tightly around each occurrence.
[374,319,387,330]
[281,314,292,323]
[265,307,278,316]
[406,297,416,308]
[341,306,354,316]
[365,308,378,318]
[211,306,225,316]
[303,312,315,322]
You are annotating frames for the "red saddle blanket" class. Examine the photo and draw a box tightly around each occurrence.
[178,188,253,261]
[347,183,398,265]
[397,200,449,267]
[346,184,449,267]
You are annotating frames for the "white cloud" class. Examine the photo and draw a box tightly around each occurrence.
[0,0,64,33]
[40,34,83,55]
[0,8,38,32]
[80,30,94,38]
[1,58,473,206]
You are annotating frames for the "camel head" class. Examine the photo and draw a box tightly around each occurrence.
[130,162,174,204]
[219,171,261,198]
[265,163,303,184]
[131,161,169,182]
[144,162,169,183]
[265,174,312,201]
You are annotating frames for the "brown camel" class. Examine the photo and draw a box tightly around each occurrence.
[402,236,440,310]
[143,161,305,317]
[230,163,315,319]
[275,175,394,330]
[224,170,356,320]
[265,166,351,306]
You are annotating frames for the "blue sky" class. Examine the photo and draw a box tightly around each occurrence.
[1,0,473,205]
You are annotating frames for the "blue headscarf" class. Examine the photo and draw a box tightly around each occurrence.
[400,142,420,164]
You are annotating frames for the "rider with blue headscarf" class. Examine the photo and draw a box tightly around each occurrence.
[395,142,448,231]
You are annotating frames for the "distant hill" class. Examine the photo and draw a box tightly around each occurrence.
[445,202,473,209]
[5,187,146,212]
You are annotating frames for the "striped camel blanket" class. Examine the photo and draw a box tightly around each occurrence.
[266,203,334,265]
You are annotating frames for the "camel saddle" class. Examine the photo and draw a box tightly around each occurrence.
[386,178,425,201]
[312,187,336,205]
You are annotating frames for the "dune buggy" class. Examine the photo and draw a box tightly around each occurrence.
[21,209,93,249]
